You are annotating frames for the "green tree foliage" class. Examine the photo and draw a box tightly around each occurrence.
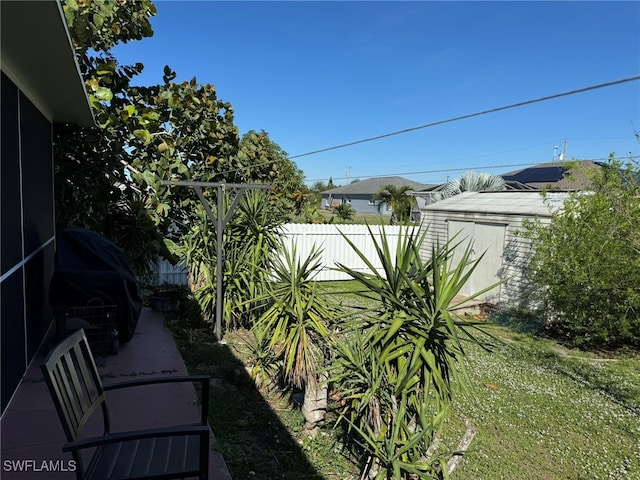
[56,0,300,276]
[55,0,159,274]
[330,226,488,479]
[236,130,306,219]
[372,185,415,225]
[524,158,640,348]
[238,130,305,195]
[126,72,241,228]
[310,180,335,192]
[63,0,156,54]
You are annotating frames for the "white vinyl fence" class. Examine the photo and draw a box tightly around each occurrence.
[149,259,189,286]
[279,224,403,281]
[150,223,407,284]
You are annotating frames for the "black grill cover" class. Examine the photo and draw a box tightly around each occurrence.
[49,228,142,343]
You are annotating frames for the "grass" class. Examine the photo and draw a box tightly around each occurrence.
[290,209,419,226]
[166,284,640,480]
[314,209,389,225]
[443,323,640,479]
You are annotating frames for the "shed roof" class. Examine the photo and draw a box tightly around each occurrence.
[324,176,435,195]
[422,191,570,217]
[1,0,94,126]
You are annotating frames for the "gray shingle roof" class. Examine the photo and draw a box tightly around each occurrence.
[323,177,435,195]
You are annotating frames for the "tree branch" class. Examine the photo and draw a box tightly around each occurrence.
[446,419,478,475]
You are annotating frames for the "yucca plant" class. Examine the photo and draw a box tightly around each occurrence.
[329,225,492,479]
[246,323,282,391]
[178,190,285,331]
[252,241,343,433]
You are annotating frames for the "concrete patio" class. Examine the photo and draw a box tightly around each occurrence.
[0,307,232,479]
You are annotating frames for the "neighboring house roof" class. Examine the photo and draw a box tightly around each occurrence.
[1,0,94,126]
[501,160,601,190]
[323,177,436,196]
[422,191,569,216]
[415,179,535,194]
[416,160,601,195]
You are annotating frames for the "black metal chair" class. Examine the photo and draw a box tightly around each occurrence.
[41,329,210,480]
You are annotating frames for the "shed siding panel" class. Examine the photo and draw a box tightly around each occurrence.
[419,211,448,261]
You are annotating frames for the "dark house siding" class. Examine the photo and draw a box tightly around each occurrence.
[1,72,55,412]
[1,73,21,273]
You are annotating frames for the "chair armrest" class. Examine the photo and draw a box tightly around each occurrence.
[103,375,209,390]
[63,424,209,452]
[104,375,210,423]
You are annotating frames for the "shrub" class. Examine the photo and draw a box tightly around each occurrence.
[252,242,342,432]
[524,158,640,348]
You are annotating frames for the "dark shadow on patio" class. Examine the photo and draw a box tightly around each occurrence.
[168,323,327,480]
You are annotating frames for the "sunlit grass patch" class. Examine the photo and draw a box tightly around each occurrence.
[444,327,640,479]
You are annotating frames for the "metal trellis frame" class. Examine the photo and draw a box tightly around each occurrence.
[161,181,271,341]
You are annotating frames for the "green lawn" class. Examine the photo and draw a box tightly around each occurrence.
[443,326,640,479]
[167,283,640,479]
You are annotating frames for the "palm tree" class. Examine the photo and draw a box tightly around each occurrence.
[371,184,415,225]
[333,202,356,222]
[434,171,506,201]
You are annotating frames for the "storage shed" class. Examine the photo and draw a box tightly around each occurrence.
[419,191,569,307]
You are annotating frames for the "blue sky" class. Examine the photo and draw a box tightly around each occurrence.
[112,1,640,186]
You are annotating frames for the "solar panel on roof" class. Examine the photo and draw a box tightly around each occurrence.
[502,166,566,184]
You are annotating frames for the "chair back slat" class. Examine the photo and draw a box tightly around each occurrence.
[42,329,109,441]
[74,341,102,404]
[67,348,93,416]
[63,351,87,431]
[52,359,83,435]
